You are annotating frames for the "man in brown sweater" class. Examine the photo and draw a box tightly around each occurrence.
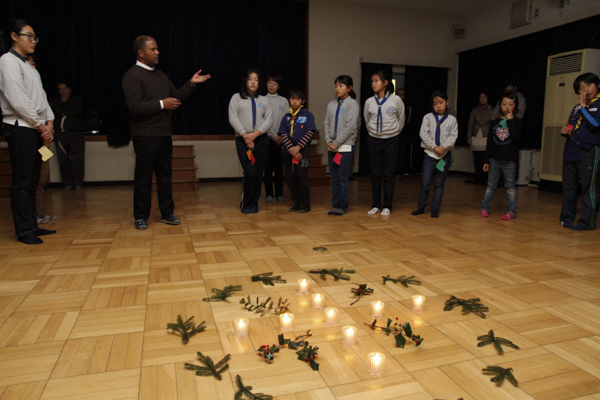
[122,35,210,230]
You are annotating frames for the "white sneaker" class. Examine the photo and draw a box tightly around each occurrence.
[367,207,380,215]
[381,208,391,216]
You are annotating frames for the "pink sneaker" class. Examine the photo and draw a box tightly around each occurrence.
[481,210,488,218]
[501,212,515,220]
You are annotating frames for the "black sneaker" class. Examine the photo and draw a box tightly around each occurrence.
[411,209,425,216]
[135,220,148,230]
[298,207,311,213]
[289,205,300,212]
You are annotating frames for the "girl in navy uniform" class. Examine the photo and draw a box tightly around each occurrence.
[324,75,359,216]
[278,90,316,213]
[560,73,600,230]
[411,90,458,218]
[228,68,273,214]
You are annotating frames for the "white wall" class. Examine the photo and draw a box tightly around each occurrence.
[308,0,460,168]
[458,0,600,53]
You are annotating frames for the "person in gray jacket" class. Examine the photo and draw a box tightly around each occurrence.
[363,70,405,216]
[263,74,288,203]
[324,75,359,215]
[228,68,272,213]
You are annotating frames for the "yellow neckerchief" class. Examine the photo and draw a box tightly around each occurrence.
[576,94,600,132]
[288,106,303,137]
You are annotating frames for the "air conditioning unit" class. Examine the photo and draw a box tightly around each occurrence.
[540,49,600,183]
[510,0,532,29]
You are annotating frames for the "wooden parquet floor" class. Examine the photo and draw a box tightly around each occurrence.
[1,174,600,400]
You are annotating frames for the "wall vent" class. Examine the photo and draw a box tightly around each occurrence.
[549,52,583,76]
[510,0,531,29]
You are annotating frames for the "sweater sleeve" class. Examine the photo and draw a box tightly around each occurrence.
[228,94,246,135]
[174,79,196,103]
[323,103,332,144]
[506,118,522,143]
[419,115,436,150]
[0,58,44,127]
[467,108,475,139]
[256,100,272,135]
[122,71,162,116]
[396,97,406,134]
[333,101,358,148]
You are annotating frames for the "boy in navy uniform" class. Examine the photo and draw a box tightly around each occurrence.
[278,90,316,213]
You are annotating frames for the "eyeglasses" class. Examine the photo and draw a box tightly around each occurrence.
[18,33,39,44]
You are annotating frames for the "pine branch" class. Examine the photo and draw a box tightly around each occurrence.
[251,272,286,286]
[234,375,273,400]
[444,295,489,318]
[166,315,206,344]
[477,330,520,354]
[382,275,421,287]
[239,296,291,316]
[364,319,424,347]
[349,283,374,305]
[184,352,231,380]
[308,268,355,281]
[482,365,518,386]
[202,285,242,302]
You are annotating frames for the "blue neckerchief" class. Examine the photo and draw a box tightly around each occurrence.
[375,93,389,133]
[334,97,347,139]
[249,93,257,130]
[435,113,449,146]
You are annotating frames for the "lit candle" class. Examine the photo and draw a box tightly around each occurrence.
[234,318,249,337]
[412,295,425,311]
[371,301,384,318]
[280,312,294,332]
[368,352,386,376]
[342,325,357,345]
[311,293,324,310]
[298,279,309,294]
[324,307,338,326]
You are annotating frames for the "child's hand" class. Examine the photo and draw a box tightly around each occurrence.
[561,125,573,136]
[273,135,282,145]
[290,145,301,156]
[505,110,514,120]
[327,143,338,152]
[579,91,588,107]
[483,164,489,172]
[294,153,302,161]
[434,146,445,156]
[247,141,255,150]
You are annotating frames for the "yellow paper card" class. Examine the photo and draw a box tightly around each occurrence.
[38,146,53,161]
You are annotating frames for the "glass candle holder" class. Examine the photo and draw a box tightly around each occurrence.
[298,279,309,294]
[324,307,338,326]
[371,301,384,318]
[234,318,249,337]
[412,295,425,311]
[368,352,386,376]
[280,312,294,332]
[342,325,357,345]
[311,293,324,310]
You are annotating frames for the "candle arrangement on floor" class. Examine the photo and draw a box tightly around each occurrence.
[298,278,309,293]
[368,352,386,376]
[371,300,384,318]
[280,312,295,332]
[311,293,324,309]
[342,325,357,345]
[412,295,425,311]
[324,307,338,326]
[234,318,249,337]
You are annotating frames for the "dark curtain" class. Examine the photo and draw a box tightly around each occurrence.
[358,62,393,175]
[403,65,448,174]
[457,13,600,149]
[2,0,307,136]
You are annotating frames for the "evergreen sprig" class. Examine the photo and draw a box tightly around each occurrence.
[166,315,206,344]
[350,283,374,305]
[184,352,231,380]
[365,318,424,348]
[482,365,518,386]
[382,275,421,287]
[278,331,319,370]
[444,295,489,318]
[202,285,242,302]
[477,330,520,354]
[234,375,273,400]
[240,296,291,316]
[308,268,355,281]
[251,272,286,286]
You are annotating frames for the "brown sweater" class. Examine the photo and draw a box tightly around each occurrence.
[122,65,195,136]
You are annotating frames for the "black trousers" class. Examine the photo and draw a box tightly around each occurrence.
[472,150,488,185]
[561,146,600,229]
[282,145,311,207]
[132,136,174,221]
[236,134,268,209]
[396,134,410,176]
[263,138,284,197]
[3,122,42,236]
[368,135,400,210]
[56,130,85,187]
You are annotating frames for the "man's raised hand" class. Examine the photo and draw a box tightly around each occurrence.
[191,69,211,84]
